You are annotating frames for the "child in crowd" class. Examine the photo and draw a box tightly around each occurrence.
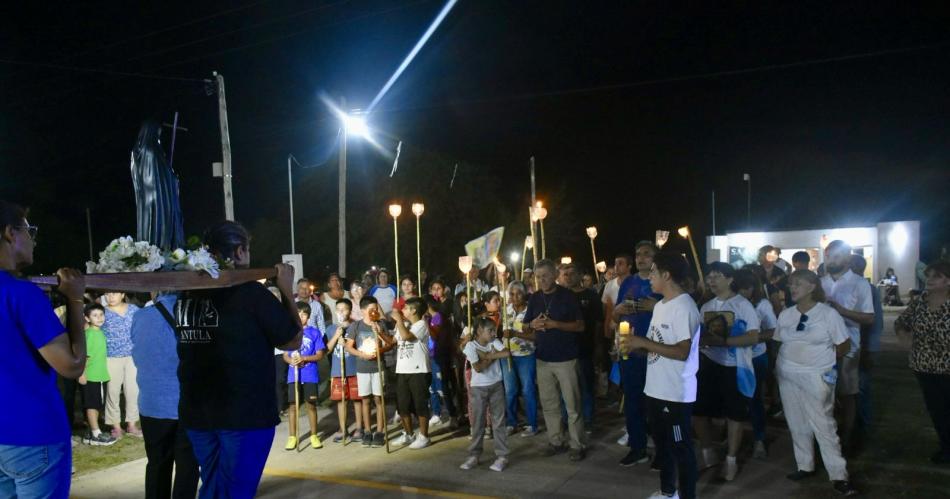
[80,303,116,446]
[326,298,364,443]
[345,296,396,448]
[391,297,433,449]
[284,302,326,451]
[460,317,510,472]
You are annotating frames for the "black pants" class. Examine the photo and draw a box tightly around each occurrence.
[60,376,79,426]
[275,354,289,411]
[141,416,200,499]
[647,396,697,499]
[916,371,950,457]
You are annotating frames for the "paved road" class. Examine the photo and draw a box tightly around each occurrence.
[71,311,950,498]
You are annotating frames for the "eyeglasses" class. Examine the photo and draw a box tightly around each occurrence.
[16,225,38,240]
[796,313,809,331]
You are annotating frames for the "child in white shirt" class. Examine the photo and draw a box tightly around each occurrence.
[460,317,510,472]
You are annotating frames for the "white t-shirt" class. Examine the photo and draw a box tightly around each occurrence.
[643,293,702,403]
[699,294,761,366]
[371,285,397,314]
[505,304,534,356]
[463,339,505,387]
[395,320,431,374]
[751,299,777,358]
[774,302,849,373]
[601,277,621,306]
[821,270,873,358]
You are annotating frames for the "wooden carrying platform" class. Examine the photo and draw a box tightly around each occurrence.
[29,268,276,293]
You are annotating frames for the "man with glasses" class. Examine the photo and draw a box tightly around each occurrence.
[0,200,88,498]
[523,259,587,461]
[821,241,874,456]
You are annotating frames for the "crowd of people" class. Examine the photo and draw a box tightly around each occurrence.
[2,198,949,499]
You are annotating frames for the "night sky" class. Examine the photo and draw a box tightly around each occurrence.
[3,1,948,279]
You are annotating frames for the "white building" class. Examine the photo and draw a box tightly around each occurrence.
[706,220,920,296]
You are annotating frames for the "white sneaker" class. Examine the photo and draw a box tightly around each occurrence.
[429,415,442,427]
[753,440,767,459]
[489,457,508,472]
[392,431,415,447]
[616,431,629,446]
[459,456,478,470]
[646,491,679,499]
[721,455,738,481]
[392,413,402,425]
[409,435,430,449]
[520,426,538,438]
[700,447,721,470]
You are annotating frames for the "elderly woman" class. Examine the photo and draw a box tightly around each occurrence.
[500,281,538,437]
[895,261,950,464]
[774,270,857,496]
[102,292,141,438]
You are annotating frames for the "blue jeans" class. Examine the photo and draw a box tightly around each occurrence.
[430,358,445,417]
[858,358,873,429]
[0,440,71,499]
[620,355,648,451]
[500,354,538,429]
[578,355,596,425]
[750,353,769,442]
[187,427,275,499]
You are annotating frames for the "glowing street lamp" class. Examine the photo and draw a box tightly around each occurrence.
[560,257,572,264]
[389,204,402,298]
[412,203,424,289]
[535,202,548,260]
[678,225,705,290]
[656,230,670,249]
[458,256,473,334]
[586,226,600,283]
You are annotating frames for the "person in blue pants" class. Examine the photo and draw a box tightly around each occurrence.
[612,241,662,466]
[500,281,539,436]
[170,222,303,499]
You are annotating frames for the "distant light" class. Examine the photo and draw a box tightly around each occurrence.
[344,115,369,138]
[678,226,690,238]
[388,204,402,218]
[560,257,572,264]
[888,224,909,256]
[509,251,520,263]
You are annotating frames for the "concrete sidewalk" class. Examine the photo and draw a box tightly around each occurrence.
[71,322,950,498]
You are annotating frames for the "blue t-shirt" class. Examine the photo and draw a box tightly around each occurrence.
[131,295,181,420]
[524,285,583,362]
[616,274,663,338]
[286,326,325,384]
[328,324,358,377]
[0,271,70,445]
[103,303,140,357]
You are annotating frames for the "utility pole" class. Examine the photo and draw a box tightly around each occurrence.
[288,155,296,254]
[86,207,94,261]
[214,72,235,221]
[711,190,716,236]
[338,97,348,279]
[743,173,751,229]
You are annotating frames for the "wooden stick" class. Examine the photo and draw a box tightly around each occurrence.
[29,268,275,293]
[372,326,390,454]
[685,234,706,292]
[340,343,349,446]
[294,362,300,451]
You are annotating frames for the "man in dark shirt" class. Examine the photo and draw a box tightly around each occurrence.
[559,263,603,430]
[173,221,302,499]
[524,259,587,461]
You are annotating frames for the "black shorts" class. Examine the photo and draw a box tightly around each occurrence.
[287,382,319,405]
[694,355,750,421]
[396,373,432,418]
[82,381,107,411]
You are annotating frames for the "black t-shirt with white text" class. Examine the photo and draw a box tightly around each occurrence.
[175,282,299,430]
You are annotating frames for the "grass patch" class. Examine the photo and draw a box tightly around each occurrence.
[73,434,146,476]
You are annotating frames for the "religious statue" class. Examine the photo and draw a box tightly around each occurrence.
[130,120,185,251]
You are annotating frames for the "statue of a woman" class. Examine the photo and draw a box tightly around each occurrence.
[130,120,184,251]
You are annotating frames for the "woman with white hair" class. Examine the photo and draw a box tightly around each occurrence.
[774,269,857,496]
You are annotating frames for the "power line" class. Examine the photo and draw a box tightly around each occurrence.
[0,1,268,82]
[378,40,950,112]
[0,58,211,83]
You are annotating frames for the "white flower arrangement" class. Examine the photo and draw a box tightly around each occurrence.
[167,246,220,279]
[86,236,220,278]
[86,236,165,274]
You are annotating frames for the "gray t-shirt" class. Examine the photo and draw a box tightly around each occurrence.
[345,321,388,373]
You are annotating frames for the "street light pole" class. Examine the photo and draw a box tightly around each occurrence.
[338,101,348,279]
[288,155,296,254]
[743,173,751,229]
